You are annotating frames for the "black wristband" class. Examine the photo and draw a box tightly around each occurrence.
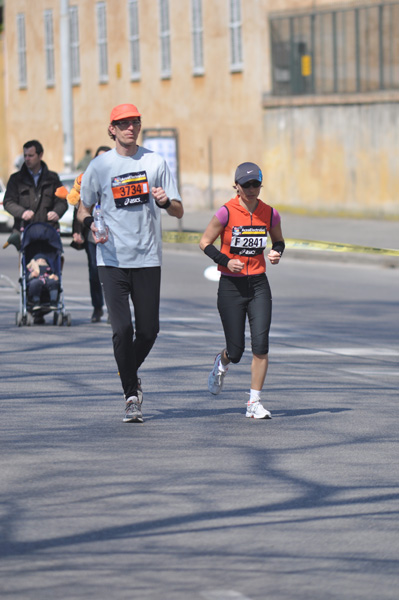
[203,244,230,267]
[84,216,94,229]
[156,198,171,209]
[272,240,285,256]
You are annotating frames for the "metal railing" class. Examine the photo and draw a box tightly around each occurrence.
[270,1,399,95]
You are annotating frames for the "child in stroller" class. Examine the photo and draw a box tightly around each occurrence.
[27,253,60,311]
[16,222,71,326]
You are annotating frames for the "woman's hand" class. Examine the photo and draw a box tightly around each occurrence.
[73,233,84,244]
[267,249,282,265]
[228,259,245,273]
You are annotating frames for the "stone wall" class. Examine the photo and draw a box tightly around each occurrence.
[262,95,399,217]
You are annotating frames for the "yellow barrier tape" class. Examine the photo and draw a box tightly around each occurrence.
[163,230,202,244]
[284,238,399,256]
[162,230,399,257]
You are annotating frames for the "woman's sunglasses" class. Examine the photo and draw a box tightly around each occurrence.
[241,180,262,189]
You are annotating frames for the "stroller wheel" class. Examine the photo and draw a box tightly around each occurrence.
[26,312,33,326]
[65,313,72,327]
[16,311,23,327]
[57,312,63,326]
[53,312,58,325]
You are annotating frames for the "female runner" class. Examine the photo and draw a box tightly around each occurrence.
[200,162,285,419]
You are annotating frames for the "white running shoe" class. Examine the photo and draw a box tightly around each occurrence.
[208,353,228,395]
[246,400,271,419]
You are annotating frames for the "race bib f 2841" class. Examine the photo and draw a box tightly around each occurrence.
[111,171,150,207]
[230,226,267,256]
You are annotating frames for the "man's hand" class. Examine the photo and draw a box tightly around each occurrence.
[91,224,109,244]
[22,210,34,221]
[151,186,169,207]
[151,186,183,219]
[47,211,59,222]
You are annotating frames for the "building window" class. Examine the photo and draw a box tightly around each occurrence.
[191,0,204,76]
[96,2,108,83]
[229,0,243,72]
[128,0,140,80]
[69,5,80,85]
[44,10,55,87]
[17,13,27,89]
[270,1,399,96]
[159,0,171,79]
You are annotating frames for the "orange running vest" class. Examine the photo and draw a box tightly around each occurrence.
[218,196,273,276]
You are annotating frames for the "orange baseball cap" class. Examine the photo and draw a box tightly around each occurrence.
[110,103,141,122]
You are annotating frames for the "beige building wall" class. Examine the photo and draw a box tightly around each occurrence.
[3,0,399,216]
[0,30,7,183]
[262,98,399,216]
[4,0,272,208]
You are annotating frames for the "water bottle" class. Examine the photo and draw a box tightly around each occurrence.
[93,203,107,241]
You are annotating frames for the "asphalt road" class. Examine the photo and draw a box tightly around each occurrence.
[1,232,398,600]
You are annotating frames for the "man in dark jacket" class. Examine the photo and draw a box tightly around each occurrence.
[4,140,67,232]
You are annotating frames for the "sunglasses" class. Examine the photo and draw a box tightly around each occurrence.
[113,119,141,128]
[241,180,262,189]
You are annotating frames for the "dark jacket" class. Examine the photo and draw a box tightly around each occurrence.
[4,162,67,231]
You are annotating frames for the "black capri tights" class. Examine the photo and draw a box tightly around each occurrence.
[217,273,272,364]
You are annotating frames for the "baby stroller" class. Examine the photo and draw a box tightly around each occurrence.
[16,222,71,326]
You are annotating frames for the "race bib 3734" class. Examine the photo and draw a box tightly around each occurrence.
[111,171,150,207]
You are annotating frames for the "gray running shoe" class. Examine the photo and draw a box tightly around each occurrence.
[208,353,228,395]
[124,378,143,404]
[123,396,143,423]
[137,377,143,404]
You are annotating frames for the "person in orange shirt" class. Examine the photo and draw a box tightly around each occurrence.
[71,146,111,323]
[200,162,285,419]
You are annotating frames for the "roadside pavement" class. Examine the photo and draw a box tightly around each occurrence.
[163,209,399,268]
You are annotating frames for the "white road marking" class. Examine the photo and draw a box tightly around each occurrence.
[343,369,399,376]
[201,591,253,600]
[270,347,399,357]
[204,265,221,281]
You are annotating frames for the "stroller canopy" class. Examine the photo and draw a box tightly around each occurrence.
[21,222,63,254]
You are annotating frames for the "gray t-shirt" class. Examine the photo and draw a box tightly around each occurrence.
[81,146,182,268]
